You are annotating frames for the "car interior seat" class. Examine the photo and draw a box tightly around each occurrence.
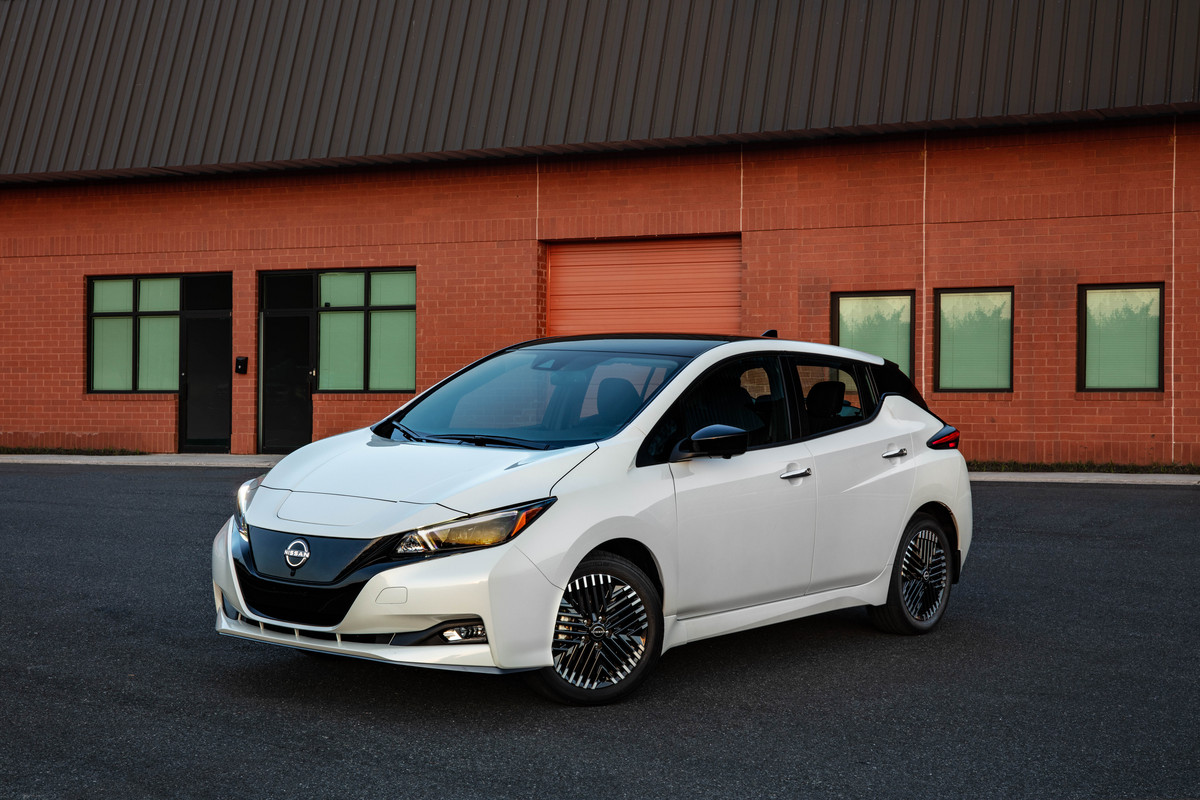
[682,370,766,442]
[805,380,845,433]
[595,377,643,428]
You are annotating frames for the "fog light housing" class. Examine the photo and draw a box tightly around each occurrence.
[440,623,487,644]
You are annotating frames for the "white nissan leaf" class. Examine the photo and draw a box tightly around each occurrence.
[213,334,972,704]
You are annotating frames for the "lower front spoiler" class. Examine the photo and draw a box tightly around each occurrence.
[215,611,531,675]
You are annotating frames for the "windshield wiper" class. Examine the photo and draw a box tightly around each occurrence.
[376,420,429,443]
[435,434,552,450]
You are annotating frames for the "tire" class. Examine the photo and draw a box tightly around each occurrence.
[868,513,952,635]
[527,553,663,705]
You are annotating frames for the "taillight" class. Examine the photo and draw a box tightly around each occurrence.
[927,425,960,450]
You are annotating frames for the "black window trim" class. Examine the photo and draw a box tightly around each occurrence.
[932,285,1015,394]
[635,352,799,466]
[785,353,880,441]
[1076,282,1165,393]
[830,290,918,383]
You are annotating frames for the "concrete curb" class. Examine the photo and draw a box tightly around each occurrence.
[1,454,1196,485]
[0,454,282,468]
[969,471,1200,486]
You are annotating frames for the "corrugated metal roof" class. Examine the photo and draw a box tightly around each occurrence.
[1,0,1197,183]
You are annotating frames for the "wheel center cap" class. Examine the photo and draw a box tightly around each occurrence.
[589,623,608,640]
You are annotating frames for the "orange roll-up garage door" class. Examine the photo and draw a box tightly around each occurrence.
[547,237,742,336]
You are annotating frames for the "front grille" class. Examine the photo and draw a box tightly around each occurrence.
[234,562,366,627]
[230,525,425,627]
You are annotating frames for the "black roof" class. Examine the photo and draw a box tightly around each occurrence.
[3,0,1198,185]
[511,333,751,358]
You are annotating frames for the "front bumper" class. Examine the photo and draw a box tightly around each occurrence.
[211,518,562,673]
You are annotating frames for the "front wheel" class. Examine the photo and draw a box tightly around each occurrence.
[527,553,662,705]
[868,513,952,635]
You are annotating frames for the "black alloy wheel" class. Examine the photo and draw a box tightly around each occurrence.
[527,553,662,705]
[868,513,952,635]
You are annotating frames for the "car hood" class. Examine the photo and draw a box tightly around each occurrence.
[262,429,597,514]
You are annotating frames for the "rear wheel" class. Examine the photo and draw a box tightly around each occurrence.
[527,553,662,705]
[868,513,952,635]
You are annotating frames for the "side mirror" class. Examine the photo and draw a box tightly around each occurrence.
[669,424,749,462]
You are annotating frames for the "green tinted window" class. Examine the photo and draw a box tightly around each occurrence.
[837,295,912,375]
[371,271,416,306]
[938,291,1012,390]
[319,311,365,390]
[316,269,416,392]
[92,317,133,390]
[138,278,180,312]
[93,280,133,313]
[320,272,365,307]
[138,317,179,390]
[1083,287,1161,390]
[89,276,182,392]
[369,311,416,390]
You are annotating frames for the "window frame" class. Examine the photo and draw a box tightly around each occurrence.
[933,286,1015,393]
[636,353,795,466]
[87,275,182,394]
[785,354,879,440]
[314,267,417,394]
[830,290,917,380]
[1076,282,1165,392]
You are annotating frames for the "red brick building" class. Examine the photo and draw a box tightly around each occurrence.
[2,1,1198,464]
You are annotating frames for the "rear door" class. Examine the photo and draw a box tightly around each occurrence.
[789,356,919,594]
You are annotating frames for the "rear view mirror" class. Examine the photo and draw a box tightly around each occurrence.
[670,424,748,462]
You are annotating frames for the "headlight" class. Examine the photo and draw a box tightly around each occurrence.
[233,475,265,541]
[396,498,555,555]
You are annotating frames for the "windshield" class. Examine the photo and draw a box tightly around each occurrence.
[379,348,689,449]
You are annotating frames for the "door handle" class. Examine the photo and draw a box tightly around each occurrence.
[882,448,908,459]
[779,467,812,480]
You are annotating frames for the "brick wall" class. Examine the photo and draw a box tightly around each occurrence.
[1,118,1195,463]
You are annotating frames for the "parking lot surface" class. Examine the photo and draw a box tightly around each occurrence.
[1,465,1197,799]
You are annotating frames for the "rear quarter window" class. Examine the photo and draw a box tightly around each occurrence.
[871,362,929,411]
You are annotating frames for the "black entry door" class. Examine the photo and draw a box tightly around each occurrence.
[179,274,233,453]
[180,315,232,451]
[260,314,313,453]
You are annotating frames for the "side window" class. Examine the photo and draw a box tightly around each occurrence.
[791,358,877,436]
[639,356,790,465]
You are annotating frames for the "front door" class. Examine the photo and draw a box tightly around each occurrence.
[259,313,313,454]
[179,274,233,453]
[180,316,232,451]
[665,355,818,618]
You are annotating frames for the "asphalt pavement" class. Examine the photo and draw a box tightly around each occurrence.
[1,464,1197,799]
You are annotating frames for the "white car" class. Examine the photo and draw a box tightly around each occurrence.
[213,334,972,704]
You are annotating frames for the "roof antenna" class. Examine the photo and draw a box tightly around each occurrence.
[761,329,778,338]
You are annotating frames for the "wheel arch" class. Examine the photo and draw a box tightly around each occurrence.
[914,501,962,583]
[587,538,665,602]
